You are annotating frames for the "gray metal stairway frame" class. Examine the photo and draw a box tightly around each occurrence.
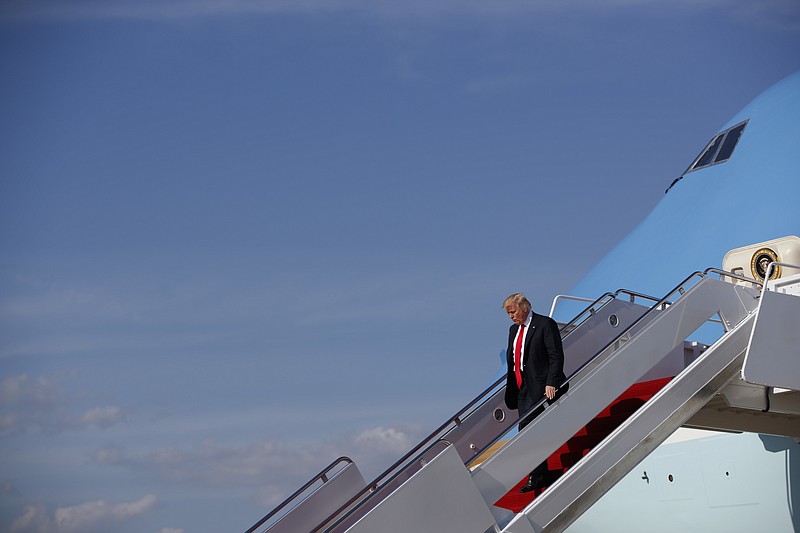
[685,264,800,438]
[338,442,498,533]
[470,272,761,511]
[511,266,800,531]
[502,308,758,532]
[316,293,657,532]
[246,457,366,533]
[248,269,766,533]
[326,271,761,532]
[248,288,643,533]
[326,273,751,532]
[742,263,800,391]
[327,270,760,532]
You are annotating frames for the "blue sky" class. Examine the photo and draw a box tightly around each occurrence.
[1,1,799,532]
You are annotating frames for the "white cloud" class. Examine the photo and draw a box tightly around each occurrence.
[0,375,57,407]
[92,424,424,507]
[92,444,125,464]
[78,406,127,428]
[159,529,184,533]
[10,504,52,533]
[352,426,415,455]
[0,374,127,434]
[54,495,157,532]
[9,495,157,533]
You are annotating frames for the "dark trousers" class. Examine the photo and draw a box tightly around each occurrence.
[518,381,568,480]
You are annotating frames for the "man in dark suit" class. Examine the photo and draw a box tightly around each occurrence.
[502,293,566,493]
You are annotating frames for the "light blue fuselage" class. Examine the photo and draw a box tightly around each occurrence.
[564,72,800,532]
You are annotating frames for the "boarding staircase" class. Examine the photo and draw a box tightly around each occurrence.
[246,265,800,533]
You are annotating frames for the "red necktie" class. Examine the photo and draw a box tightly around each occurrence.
[514,325,525,388]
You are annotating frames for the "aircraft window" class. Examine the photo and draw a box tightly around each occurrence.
[666,120,748,194]
[684,120,748,174]
[689,134,724,171]
[714,122,747,163]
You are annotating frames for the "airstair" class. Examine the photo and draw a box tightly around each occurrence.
[246,266,800,533]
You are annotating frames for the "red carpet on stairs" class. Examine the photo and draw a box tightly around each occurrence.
[494,376,673,513]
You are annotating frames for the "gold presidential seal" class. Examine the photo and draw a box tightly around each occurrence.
[750,247,781,282]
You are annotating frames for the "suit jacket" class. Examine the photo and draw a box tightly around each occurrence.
[504,312,566,410]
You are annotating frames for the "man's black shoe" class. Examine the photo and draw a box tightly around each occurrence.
[519,474,547,493]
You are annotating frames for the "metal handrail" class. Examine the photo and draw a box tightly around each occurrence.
[549,294,595,318]
[246,457,355,533]
[703,267,763,288]
[748,262,800,414]
[760,262,800,295]
[554,288,667,340]
[551,288,666,325]
[318,440,452,532]
[557,292,616,333]
[563,271,710,391]
[613,288,669,307]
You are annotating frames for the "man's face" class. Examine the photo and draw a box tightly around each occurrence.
[505,303,528,326]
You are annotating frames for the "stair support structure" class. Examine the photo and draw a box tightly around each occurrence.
[248,270,780,533]
[501,311,757,532]
[472,276,760,513]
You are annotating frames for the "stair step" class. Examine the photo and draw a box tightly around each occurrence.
[584,415,626,435]
[565,433,605,453]
[558,451,584,469]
